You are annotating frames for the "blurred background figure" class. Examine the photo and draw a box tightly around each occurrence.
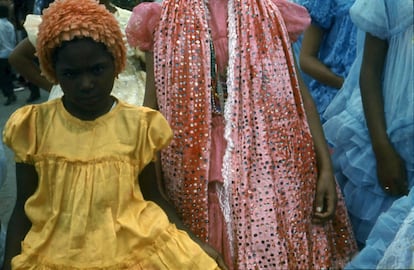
[0,0,16,106]
[10,0,41,103]
[32,0,53,14]
[295,0,358,121]
[9,0,146,107]
[323,0,413,249]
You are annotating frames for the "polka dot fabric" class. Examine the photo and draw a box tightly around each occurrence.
[134,0,358,268]
[223,0,357,268]
[153,0,212,242]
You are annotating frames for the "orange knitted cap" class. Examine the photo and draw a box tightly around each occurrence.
[37,0,126,83]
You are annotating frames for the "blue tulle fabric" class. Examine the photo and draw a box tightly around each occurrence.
[323,0,414,245]
[346,189,414,269]
[33,0,53,15]
[295,0,357,118]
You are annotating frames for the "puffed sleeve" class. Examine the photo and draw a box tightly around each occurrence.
[296,0,334,30]
[138,108,173,167]
[126,2,162,52]
[23,14,42,46]
[350,0,388,39]
[3,106,38,164]
[273,0,311,42]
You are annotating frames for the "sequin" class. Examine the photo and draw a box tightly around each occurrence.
[128,0,358,268]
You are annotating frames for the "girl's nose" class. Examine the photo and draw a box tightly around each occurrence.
[79,74,94,90]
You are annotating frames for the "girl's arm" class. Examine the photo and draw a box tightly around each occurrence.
[300,24,344,89]
[142,50,227,269]
[2,163,38,270]
[138,162,228,270]
[8,38,53,92]
[294,49,337,224]
[359,33,408,196]
[143,52,158,109]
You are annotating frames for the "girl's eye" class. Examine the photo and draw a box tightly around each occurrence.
[62,71,76,78]
[92,65,105,75]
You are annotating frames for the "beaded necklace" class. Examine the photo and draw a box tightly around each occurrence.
[210,39,227,114]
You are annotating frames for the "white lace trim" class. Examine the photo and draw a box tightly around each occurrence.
[218,0,236,257]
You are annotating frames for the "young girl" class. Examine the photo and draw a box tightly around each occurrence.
[296,0,358,120]
[9,0,146,106]
[2,0,225,269]
[126,0,357,268]
[0,2,16,106]
[323,0,413,248]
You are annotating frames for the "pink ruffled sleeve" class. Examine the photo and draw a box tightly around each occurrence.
[273,0,311,42]
[126,2,162,52]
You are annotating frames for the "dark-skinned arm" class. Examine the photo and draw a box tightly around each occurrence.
[300,24,344,89]
[143,52,158,110]
[8,38,53,92]
[359,33,408,196]
[2,163,38,270]
[294,48,338,224]
[139,162,228,270]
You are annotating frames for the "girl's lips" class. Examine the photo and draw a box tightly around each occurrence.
[78,96,101,106]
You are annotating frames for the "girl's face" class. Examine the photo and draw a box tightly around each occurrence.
[54,38,116,120]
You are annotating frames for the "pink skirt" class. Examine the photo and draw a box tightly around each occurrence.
[208,115,234,269]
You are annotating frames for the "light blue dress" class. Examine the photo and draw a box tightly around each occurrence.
[346,189,414,269]
[295,0,357,118]
[323,0,414,246]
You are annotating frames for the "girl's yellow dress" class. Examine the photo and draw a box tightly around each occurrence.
[3,99,219,270]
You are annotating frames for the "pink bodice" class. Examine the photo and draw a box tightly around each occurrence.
[126,0,310,74]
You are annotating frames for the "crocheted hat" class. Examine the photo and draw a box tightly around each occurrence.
[36,0,126,83]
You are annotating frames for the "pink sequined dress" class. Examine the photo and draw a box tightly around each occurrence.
[126,0,357,268]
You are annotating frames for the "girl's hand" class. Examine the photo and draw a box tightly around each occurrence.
[312,170,338,224]
[199,242,229,270]
[375,143,408,196]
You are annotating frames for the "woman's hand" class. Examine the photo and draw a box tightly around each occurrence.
[312,169,338,224]
[375,143,408,196]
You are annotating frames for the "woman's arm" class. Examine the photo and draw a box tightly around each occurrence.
[8,38,53,92]
[143,52,158,109]
[300,24,344,89]
[2,163,38,270]
[359,33,408,196]
[138,162,228,270]
[295,49,337,224]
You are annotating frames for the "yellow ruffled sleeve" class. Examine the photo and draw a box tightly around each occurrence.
[137,108,173,167]
[3,106,38,164]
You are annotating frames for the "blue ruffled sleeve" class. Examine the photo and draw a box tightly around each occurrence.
[350,0,413,40]
[350,0,389,39]
[297,0,335,29]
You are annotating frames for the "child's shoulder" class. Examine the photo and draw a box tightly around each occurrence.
[117,101,170,129]
[118,101,161,115]
[6,100,57,124]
